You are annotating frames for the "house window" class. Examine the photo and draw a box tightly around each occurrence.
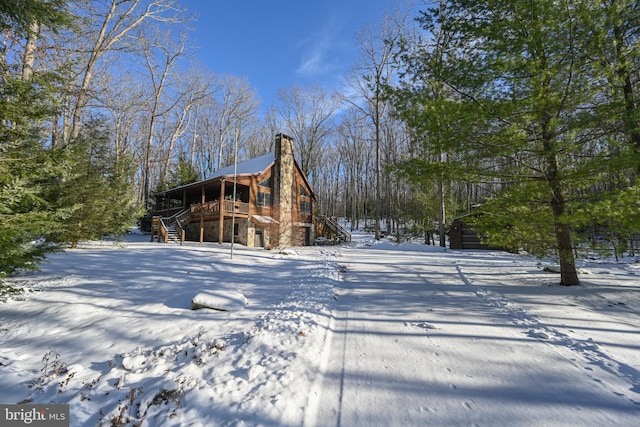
[300,200,312,213]
[257,191,271,207]
[259,177,271,188]
[300,185,309,197]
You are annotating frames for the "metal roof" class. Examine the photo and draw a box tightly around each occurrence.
[155,153,275,196]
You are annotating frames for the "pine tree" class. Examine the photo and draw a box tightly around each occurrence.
[0,0,74,277]
[0,0,73,276]
[52,118,142,248]
[391,0,629,285]
[0,0,69,35]
[0,76,69,275]
[166,156,201,189]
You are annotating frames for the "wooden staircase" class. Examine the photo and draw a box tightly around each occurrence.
[164,223,180,243]
[152,209,190,243]
[319,216,351,244]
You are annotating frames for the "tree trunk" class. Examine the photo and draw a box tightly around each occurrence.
[374,97,382,240]
[143,113,156,205]
[612,19,640,174]
[162,108,189,183]
[438,176,446,247]
[21,22,39,81]
[545,138,580,286]
[550,189,579,286]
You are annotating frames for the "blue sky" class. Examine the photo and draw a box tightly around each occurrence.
[181,0,399,107]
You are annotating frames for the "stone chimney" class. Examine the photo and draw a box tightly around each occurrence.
[273,133,295,247]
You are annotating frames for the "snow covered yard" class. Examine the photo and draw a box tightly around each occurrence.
[310,242,640,426]
[0,236,342,426]
[1,232,639,426]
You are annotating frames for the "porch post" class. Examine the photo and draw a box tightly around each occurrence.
[218,180,225,244]
[199,185,205,243]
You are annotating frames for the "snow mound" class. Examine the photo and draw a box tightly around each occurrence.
[191,290,247,311]
[122,354,147,372]
[277,247,299,256]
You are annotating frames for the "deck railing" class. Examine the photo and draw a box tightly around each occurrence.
[190,200,249,216]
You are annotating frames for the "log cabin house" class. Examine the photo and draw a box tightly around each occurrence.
[152,133,318,248]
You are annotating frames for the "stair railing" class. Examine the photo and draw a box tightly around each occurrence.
[158,217,170,243]
[320,216,351,243]
[171,209,190,243]
[161,209,190,243]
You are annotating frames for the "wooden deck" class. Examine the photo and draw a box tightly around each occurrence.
[189,200,250,217]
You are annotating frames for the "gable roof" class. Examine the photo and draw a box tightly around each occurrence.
[155,151,316,201]
[209,153,275,180]
[154,153,275,196]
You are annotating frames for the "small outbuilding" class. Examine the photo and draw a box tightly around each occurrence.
[448,213,494,250]
[448,213,516,252]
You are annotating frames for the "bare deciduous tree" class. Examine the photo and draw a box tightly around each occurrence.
[347,8,412,239]
[213,75,260,170]
[139,29,185,204]
[273,84,340,184]
[94,68,146,161]
[65,0,185,144]
[336,107,373,230]
[160,67,216,184]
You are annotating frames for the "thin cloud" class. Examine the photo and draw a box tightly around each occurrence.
[296,17,345,77]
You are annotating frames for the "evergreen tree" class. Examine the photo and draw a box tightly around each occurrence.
[575,0,640,252]
[0,78,69,274]
[0,0,69,34]
[166,155,201,189]
[52,118,142,248]
[391,0,630,285]
[0,0,72,277]
[590,0,640,174]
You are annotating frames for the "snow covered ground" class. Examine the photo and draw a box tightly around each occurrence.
[1,231,639,426]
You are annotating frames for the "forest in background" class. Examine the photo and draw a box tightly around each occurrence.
[2,0,640,286]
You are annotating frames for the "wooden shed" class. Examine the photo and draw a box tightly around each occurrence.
[448,213,494,250]
[448,213,516,252]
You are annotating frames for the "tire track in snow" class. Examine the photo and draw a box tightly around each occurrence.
[309,248,486,426]
[455,263,640,406]
[303,247,347,427]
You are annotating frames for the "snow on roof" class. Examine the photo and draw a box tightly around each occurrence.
[155,153,275,195]
[209,152,274,180]
[251,215,279,224]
